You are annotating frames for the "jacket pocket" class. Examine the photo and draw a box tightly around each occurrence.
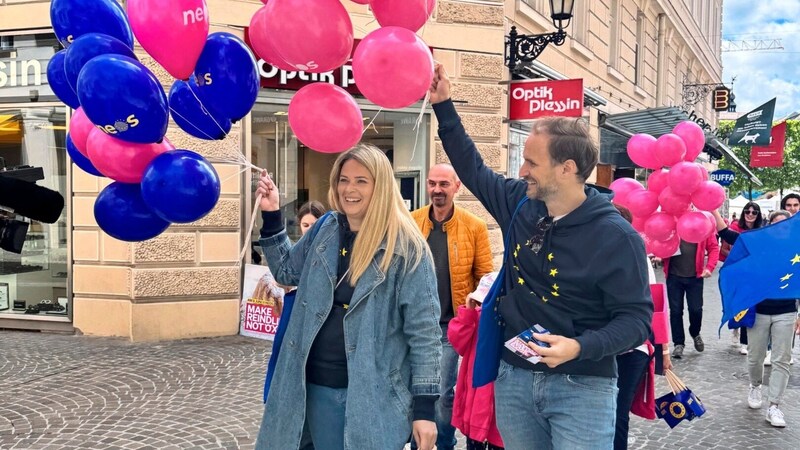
[388,369,413,417]
[565,374,617,393]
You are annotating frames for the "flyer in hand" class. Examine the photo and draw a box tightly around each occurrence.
[504,324,551,364]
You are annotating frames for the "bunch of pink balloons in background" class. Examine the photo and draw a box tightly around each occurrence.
[611,120,726,258]
[248,0,436,153]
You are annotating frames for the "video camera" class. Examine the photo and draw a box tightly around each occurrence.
[0,162,65,254]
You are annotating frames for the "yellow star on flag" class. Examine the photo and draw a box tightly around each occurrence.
[552,283,559,290]
[514,265,519,271]
[513,249,518,258]
[780,284,789,290]
[780,273,793,282]
[551,291,559,297]
[541,296,549,302]
[548,253,554,261]
[340,248,348,257]
[518,277,525,285]
[792,254,800,265]
[549,268,558,277]
[516,244,521,252]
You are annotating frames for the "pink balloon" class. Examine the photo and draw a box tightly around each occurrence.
[699,165,709,181]
[644,212,677,241]
[371,0,436,33]
[609,178,644,207]
[646,169,670,195]
[86,129,175,183]
[264,0,354,73]
[691,181,726,211]
[700,211,717,232]
[654,133,686,167]
[667,161,704,195]
[248,6,295,71]
[658,186,691,216]
[352,27,434,109]
[676,211,714,244]
[69,107,94,157]
[626,134,661,169]
[128,0,209,80]
[632,216,647,233]
[288,83,363,154]
[627,190,659,218]
[673,121,706,162]
[650,234,680,258]
[351,0,371,4]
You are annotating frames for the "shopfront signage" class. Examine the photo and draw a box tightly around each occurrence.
[509,79,583,121]
[0,52,43,88]
[710,169,735,186]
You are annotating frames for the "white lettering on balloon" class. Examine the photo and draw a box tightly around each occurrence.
[183,6,207,26]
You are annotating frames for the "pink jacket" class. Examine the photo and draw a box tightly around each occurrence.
[662,233,720,278]
[448,306,504,447]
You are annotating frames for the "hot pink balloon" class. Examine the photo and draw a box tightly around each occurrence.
[650,234,680,259]
[699,165,709,181]
[676,211,714,244]
[701,211,717,232]
[351,0,371,4]
[658,186,691,216]
[248,5,295,71]
[632,216,647,233]
[673,121,706,162]
[86,129,175,183]
[371,0,436,33]
[644,212,677,242]
[646,169,670,195]
[668,161,704,195]
[264,0,354,73]
[128,0,209,80]
[352,27,434,109]
[691,181,726,212]
[654,133,686,167]
[627,190,659,218]
[609,178,644,207]
[69,107,94,157]
[626,134,661,170]
[288,83,363,154]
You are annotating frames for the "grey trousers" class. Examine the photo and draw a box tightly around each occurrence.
[747,312,796,405]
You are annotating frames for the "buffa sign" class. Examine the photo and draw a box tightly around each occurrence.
[0,52,43,88]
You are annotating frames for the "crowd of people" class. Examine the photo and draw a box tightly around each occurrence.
[246,65,798,450]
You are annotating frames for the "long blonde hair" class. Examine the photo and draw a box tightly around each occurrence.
[328,144,429,285]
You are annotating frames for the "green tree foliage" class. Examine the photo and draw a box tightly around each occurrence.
[717,120,800,198]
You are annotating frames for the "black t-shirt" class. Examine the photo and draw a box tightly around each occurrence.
[669,240,698,278]
[427,211,454,324]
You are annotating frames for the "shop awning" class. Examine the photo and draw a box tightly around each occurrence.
[598,107,762,186]
[0,114,22,144]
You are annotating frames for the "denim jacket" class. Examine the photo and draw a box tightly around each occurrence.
[256,213,442,450]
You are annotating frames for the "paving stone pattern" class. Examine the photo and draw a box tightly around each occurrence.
[0,272,798,449]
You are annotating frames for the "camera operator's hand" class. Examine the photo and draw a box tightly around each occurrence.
[256,170,280,212]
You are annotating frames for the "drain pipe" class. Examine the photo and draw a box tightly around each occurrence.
[656,13,666,106]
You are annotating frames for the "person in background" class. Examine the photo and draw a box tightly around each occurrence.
[255,144,442,450]
[410,163,494,450]
[712,209,800,428]
[296,200,325,236]
[780,193,800,216]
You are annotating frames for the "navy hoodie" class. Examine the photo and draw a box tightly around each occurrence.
[433,100,653,378]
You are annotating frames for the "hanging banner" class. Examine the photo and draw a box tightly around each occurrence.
[750,121,786,167]
[727,98,775,146]
[509,79,584,121]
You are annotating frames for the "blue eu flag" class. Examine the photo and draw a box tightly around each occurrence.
[719,214,800,329]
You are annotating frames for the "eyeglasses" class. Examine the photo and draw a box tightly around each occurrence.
[528,216,554,254]
[743,210,758,215]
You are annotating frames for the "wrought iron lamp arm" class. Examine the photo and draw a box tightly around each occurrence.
[505,26,567,72]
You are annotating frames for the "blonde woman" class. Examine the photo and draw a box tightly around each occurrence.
[254,144,442,450]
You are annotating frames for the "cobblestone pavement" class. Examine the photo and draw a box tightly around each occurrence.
[1,271,798,450]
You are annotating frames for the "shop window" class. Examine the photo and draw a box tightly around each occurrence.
[0,106,68,318]
[508,127,529,180]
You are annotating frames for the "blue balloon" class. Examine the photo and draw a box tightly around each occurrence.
[77,54,169,144]
[50,0,134,49]
[65,33,135,93]
[94,182,170,242]
[47,50,80,109]
[168,79,232,141]
[193,32,259,122]
[66,134,104,177]
[141,150,221,224]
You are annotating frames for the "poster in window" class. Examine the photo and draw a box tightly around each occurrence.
[0,283,9,311]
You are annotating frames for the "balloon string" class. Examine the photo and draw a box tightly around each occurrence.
[362,107,383,136]
[187,83,231,137]
[410,91,430,163]
[168,106,217,140]
[239,192,263,265]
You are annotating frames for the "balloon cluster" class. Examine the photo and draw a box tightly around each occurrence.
[610,121,726,258]
[248,0,436,153]
[49,0,261,242]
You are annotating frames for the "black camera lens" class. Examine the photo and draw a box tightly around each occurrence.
[0,218,29,254]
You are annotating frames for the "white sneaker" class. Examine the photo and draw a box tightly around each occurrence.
[766,405,786,427]
[764,351,772,366]
[748,385,763,409]
[740,346,749,355]
[731,329,740,347]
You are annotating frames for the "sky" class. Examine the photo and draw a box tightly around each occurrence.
[721,0,800,119]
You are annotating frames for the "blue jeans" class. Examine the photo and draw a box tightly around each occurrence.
[494,360,618,450]
[306,383,347,450]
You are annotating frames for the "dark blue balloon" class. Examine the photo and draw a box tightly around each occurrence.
[77,54,169,144]
[47,50,80,109]
[50,0,134,49]
[65,33,135,93]
[141,150,221,224]
[94,182,170,242]
[193,32,259,122]
[66,134,104,177]
[168,79,232,141]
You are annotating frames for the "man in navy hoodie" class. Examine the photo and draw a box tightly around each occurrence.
[429,65,652,450]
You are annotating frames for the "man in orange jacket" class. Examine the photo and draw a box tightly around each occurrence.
[411,163,494,450]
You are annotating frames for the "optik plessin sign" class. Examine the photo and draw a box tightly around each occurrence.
[509,79,584,121]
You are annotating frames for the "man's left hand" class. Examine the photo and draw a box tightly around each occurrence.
[412,420,437,450]
[527,333,581,368]
[701,269,712,278]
